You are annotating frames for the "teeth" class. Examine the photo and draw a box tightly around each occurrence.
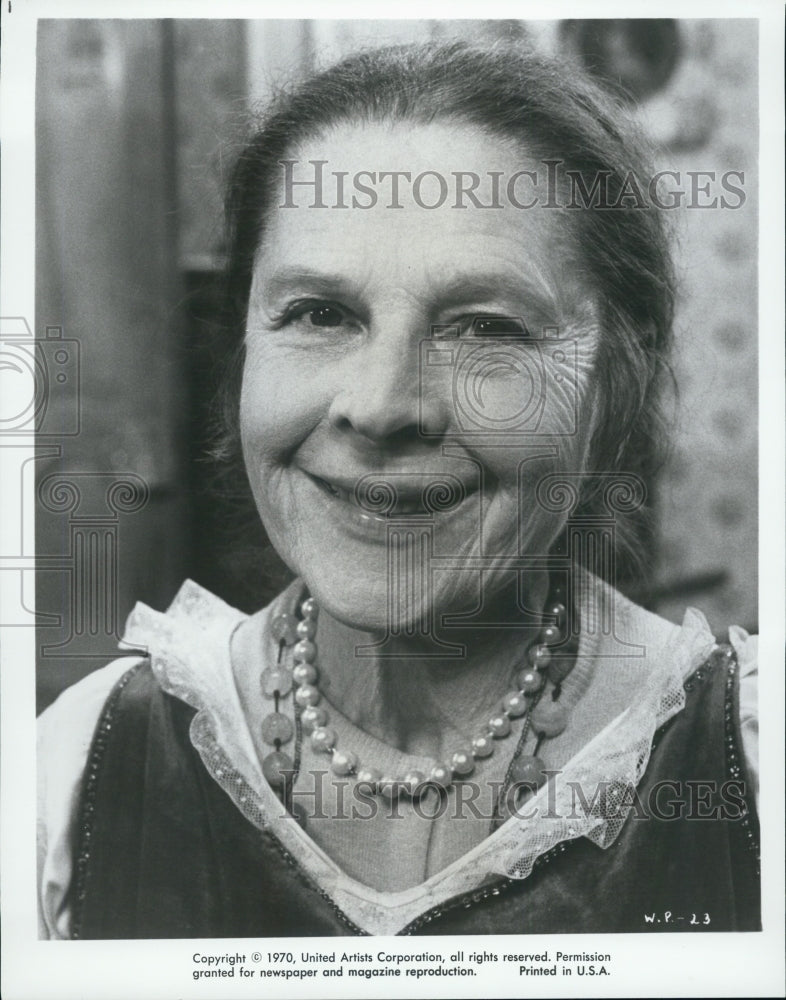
[314,475,462,516]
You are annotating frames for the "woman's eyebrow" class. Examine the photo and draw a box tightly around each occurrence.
[433,272,558,308]
[261,266,558,305]
[260,266,358,299]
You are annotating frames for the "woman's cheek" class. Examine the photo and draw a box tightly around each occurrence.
[239,345,315,464]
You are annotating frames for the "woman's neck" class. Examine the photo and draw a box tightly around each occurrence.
[314,572,550,759]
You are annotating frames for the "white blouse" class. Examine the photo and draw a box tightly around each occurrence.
[38,577,758,938]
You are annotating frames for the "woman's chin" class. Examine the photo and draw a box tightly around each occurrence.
[303,572,434,637]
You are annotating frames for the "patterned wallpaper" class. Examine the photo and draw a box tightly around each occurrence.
[638,21,758,633]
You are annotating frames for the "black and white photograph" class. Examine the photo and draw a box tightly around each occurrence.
[1,4,784,999]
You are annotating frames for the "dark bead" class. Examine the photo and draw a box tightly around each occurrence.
[261,711,294,745]
[509,754,548,788]
[261,667,292,698]
[262,750,295,788]
[271,613,299,645]
[530,701,569,737]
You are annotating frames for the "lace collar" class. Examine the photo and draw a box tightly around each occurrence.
[121,578,716,935]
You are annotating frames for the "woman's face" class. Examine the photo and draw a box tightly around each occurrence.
[241,121,600,631]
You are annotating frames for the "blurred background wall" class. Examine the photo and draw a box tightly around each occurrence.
[35,18,758,710]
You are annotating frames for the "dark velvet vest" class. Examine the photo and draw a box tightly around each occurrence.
[70,648,760,938]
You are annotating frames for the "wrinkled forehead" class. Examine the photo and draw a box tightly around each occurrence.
[255,120,597,324]
[264,120,580,232]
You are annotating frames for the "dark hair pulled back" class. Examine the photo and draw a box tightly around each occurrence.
[217,41,675,587]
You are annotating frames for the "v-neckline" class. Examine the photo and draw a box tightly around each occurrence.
[121,577,715,935]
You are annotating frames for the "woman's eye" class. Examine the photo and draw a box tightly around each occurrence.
[470,316,531,338]
[279,301,356,333]
[307,305,345,328]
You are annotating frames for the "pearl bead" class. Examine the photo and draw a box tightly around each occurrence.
[300,705,327,731]
[547,601,566,625]
[262,750,294,788]
[472,734,494,758]
[294,684,320,707]
[331,750,358,776]
[429,762,453,788]
[517,668,544,694]
[292,663,317,686]
[502,691,528,717]
[310,726,336,752]
[509,754,548,788]
[300,597,319,620]
[260,712,293,745]
[293,639,316,663]
[402,769,426,797]
[488,714,511,738]
[528,643,552,670]
[451,750,475,776]
[530,701,569,737]
[296,619,316,640]
[260,668,292,698]
[356,766,382,789]
[260,593,578,813]
[270,613,298,645]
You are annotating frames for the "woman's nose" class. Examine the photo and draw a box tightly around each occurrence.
[327,325,449,445]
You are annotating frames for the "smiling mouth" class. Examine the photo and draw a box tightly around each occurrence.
[308,472,468,518]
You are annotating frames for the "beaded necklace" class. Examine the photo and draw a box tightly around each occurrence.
[259,583,578,823]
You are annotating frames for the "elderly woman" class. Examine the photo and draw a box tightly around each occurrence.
[37,41,758,938]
